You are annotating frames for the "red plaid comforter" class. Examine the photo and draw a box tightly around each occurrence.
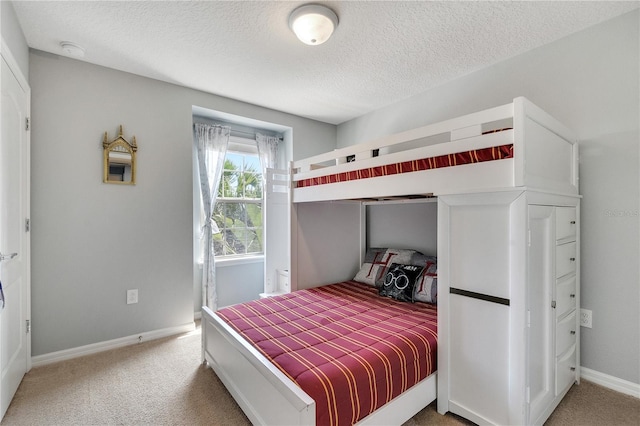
[216,281,438,426]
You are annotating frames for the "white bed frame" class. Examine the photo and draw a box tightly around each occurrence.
[202,97,579,425]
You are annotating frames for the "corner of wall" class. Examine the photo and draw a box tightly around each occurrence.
[1,1,29,78]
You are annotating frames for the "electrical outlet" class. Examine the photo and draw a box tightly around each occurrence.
[127,289,138,305]
[580,308,592,328]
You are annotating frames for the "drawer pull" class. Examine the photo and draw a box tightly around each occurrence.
[570,221,576,224]
[570,257,576,262]
[570,367,576,371]
[570,294,576,298]
[570,330,576,335]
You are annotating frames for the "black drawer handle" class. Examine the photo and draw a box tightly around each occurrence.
[570,221,576,224]
[570,257,576,262]
[570,330,576,335]
[450,287,510,306]
[570,294,575,298]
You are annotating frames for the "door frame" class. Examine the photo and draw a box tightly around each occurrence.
[1,37,31,373]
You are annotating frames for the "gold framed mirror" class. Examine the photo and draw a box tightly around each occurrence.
[103,125,137,185]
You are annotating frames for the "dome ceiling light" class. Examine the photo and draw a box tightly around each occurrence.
[60,41,86,57]
[289,4,339,46]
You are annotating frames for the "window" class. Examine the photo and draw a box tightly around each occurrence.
[213,151,263,257]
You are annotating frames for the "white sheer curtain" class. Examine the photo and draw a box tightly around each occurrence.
[256,132,280,172]
[194,123,230,311]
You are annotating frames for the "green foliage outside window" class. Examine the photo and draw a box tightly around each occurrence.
[213,153,263,256]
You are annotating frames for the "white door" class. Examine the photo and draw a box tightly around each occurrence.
[0,52,30,420]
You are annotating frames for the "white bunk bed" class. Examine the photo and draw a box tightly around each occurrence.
[291,97,577,202]
[202,97,580,425]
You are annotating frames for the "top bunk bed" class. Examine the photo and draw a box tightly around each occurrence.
[291,97,578,203]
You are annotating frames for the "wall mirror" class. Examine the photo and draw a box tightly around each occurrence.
[103,125,137,184]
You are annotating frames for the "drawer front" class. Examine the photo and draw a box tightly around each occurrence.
[556,344,577,395]
[556,242,577,279]
[556,310,577,356]
[556,276,577,318]
[556,207,577,241]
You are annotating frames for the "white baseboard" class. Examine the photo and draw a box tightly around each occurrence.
[194,310,202,320]
[581,366,640,398]
[31,322,196,368]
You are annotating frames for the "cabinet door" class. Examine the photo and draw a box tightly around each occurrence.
[527,205,555,424]
[439,191,527,425]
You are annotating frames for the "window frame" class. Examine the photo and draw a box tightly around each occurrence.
[212,137,264,258]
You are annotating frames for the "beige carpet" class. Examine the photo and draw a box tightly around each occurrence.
[3,325,638,425]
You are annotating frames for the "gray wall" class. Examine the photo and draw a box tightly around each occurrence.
[338,11,639,385]
[367,202,438,256]
[1,0,29,77]
[217,261,264,308]
[29,51,336,356]
[193,260,264,311]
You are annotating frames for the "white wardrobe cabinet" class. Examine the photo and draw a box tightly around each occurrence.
[438,191,580,425]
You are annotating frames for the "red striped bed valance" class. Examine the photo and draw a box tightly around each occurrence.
[296,144,513,188]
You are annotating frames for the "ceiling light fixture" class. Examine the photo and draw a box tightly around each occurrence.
[59,41,85,58]
[289,4,338,46]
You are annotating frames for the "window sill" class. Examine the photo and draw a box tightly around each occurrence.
[198,255,264,268]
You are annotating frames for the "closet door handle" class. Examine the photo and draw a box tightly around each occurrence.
[0,252,18,261]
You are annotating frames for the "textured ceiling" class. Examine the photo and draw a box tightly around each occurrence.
[12,1,639,125]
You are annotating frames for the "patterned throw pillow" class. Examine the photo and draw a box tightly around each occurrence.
[379,263,425,303]
[353,248,418,287]
[413,255,438,304]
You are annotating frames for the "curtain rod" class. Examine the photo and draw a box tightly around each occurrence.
[193,121,283,141]
[230,128,283,141]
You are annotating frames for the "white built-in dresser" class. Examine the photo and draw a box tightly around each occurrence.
[438,191,580,425]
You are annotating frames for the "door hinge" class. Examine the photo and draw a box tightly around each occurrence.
[25,117,30,131]
[26,319,31,333]
[25,218,30,232]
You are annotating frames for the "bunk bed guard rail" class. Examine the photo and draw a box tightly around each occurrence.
[290,97,578,203]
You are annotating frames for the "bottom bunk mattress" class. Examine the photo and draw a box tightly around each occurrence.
[215,280,438,426]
